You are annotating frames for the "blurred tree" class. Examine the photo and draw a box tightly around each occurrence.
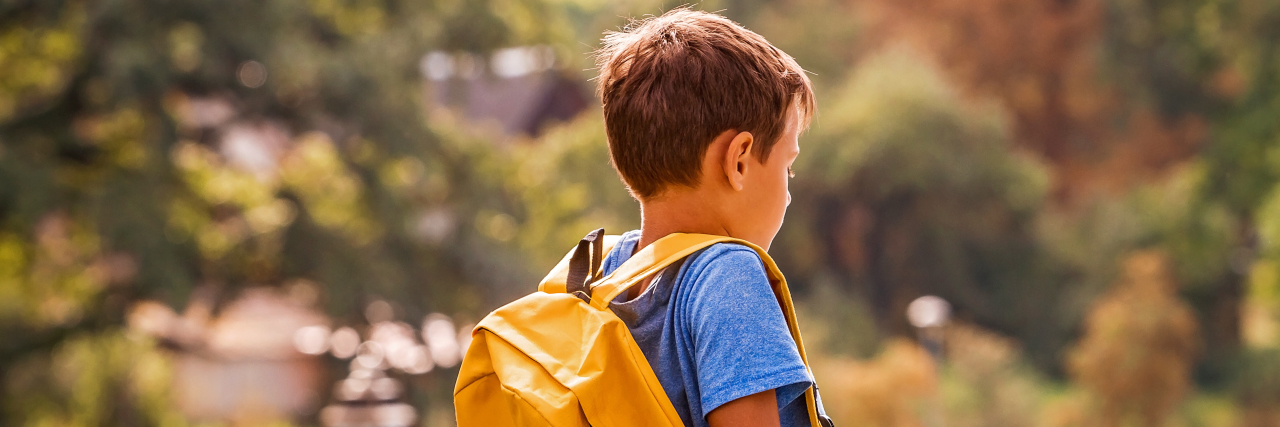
[720,0,864,89]
[777,50,1072,367]
[1099,0,1280,375]
[856,0,1280,378]
[940,324,1049,427]
[810,339,935,427]
[855,0,1207,201]
[1068,251,1200,427]
[424,109,640,304]
[0,0,589,424]
[1232,177,1280,423]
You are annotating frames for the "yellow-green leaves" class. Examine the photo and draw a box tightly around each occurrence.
[169,132,381,260]
[168,23,204,73]
[0,3,86,121]
[281,133,380,243]
[0,214,116,328]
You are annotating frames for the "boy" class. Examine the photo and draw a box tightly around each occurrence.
[593,8,828,427]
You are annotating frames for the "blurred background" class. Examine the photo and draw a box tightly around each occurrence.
[2,0,1280,426]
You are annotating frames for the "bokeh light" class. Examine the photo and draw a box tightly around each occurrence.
[422,314,460,368]
[354,341,386,369]
[330,327,360,359]
[294,325,332,355]
[906,296,951,329]
[237,60,267,88]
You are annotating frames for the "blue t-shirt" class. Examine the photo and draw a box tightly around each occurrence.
[602,230,828,427]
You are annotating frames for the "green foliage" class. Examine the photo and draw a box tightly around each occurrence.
[939,325,1053,427]
[1229,348,1280,423]
[799,50,1048,201]
[776,50,1071,367]
[1103,0,1280,387]
[3,330,184,427]
[502,112,639,269]
[0,0,585,424]
[419,109,640,304]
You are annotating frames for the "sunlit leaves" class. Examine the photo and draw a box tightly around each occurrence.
[307,0,388,39]
[1243,187,1280,348]
[0,213,125,329]
[378,157,427,194]
[0,3,86,121]
[474,210,518,242]
[7,331,184,427]
[167,23,204,73]
[1244,260,1280,348]
[1260,188,1280,260]
[281,133,380,244]
[170,142,283,259]
[72,108,150,170]
[170,133,379,260]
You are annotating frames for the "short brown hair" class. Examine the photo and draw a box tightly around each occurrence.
[595,8,814,200]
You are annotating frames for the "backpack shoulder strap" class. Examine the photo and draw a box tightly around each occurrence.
[586,233,733,310]
[538,231,621,294]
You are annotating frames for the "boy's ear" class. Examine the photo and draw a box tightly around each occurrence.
[722,131,754,191]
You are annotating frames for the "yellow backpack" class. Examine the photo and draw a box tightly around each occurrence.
[454,230,825,426]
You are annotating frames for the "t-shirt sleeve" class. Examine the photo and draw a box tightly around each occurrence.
[684,246,813,416]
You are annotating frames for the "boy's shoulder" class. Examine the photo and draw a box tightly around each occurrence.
[682,241,768,280]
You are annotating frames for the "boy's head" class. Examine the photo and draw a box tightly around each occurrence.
[595,8,814,201]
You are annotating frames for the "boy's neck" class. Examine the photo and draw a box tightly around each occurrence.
[636,189,731,253]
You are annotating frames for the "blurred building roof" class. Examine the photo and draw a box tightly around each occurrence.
[423,48,589,137]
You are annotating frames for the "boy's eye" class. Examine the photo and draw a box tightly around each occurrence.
[787,166,795,179]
